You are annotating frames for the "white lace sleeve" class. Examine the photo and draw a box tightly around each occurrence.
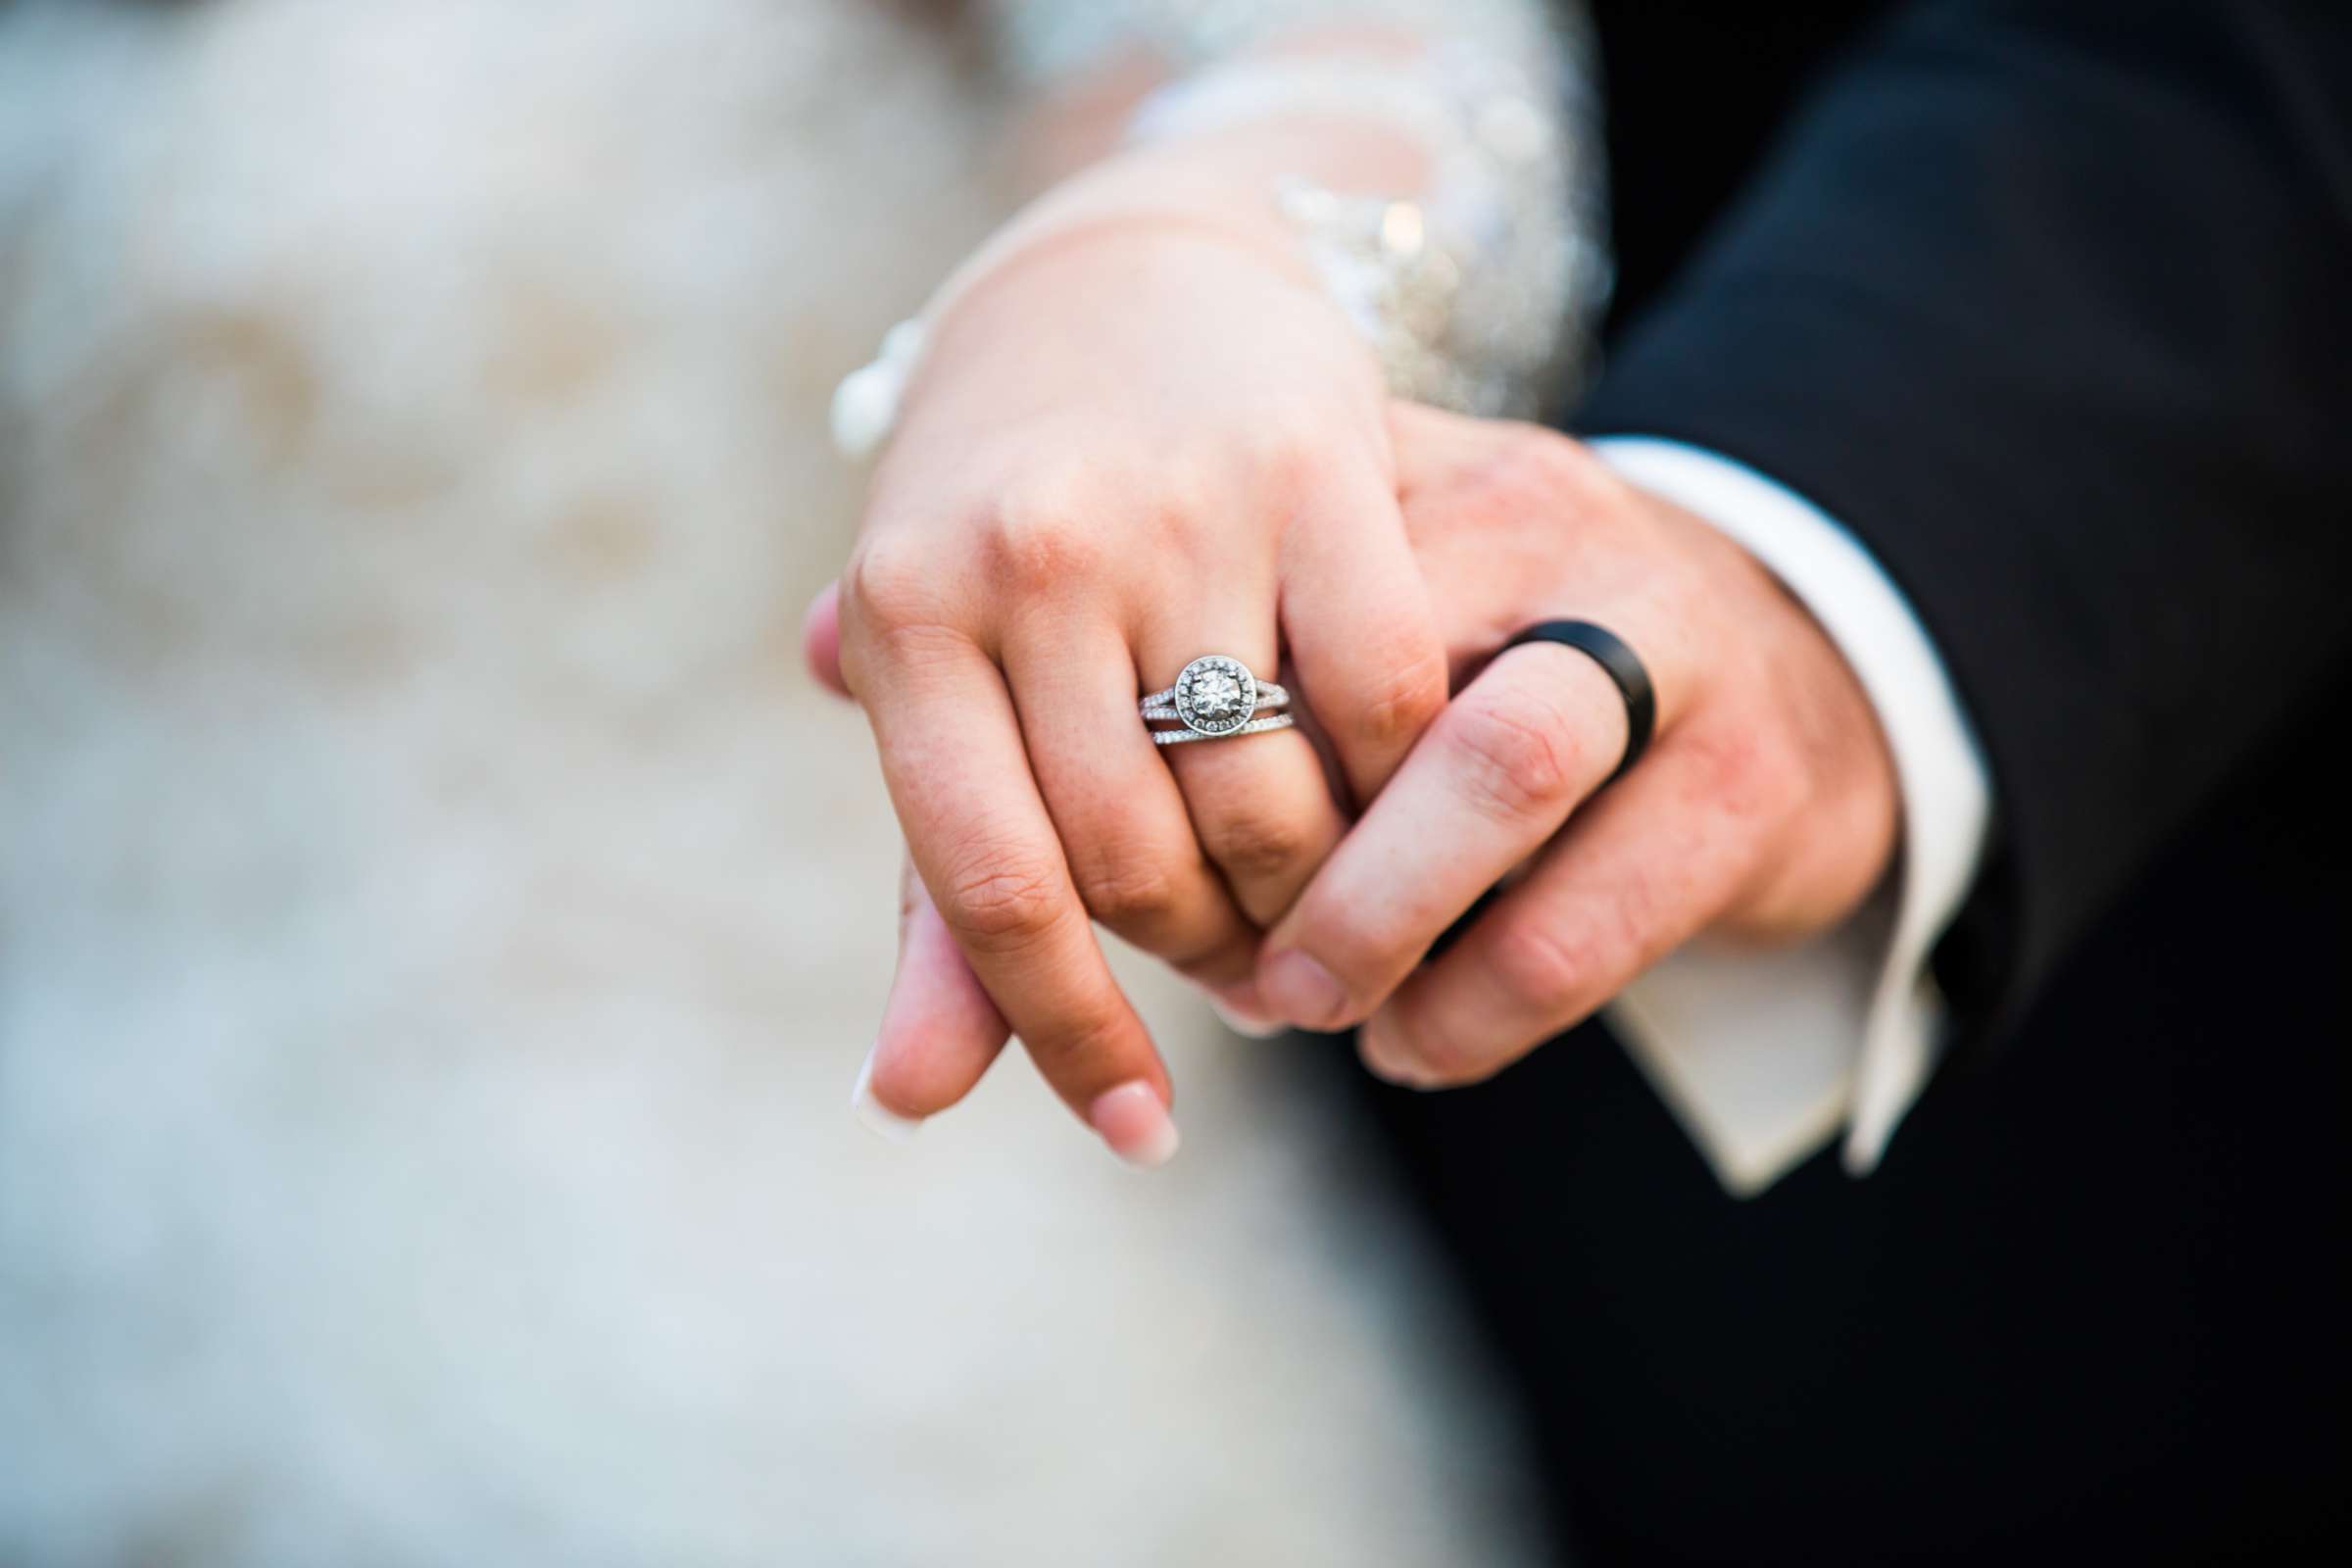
[833,1,1607,456]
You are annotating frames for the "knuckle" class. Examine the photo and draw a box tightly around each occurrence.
[977,483,1105,593]
[934,844,1067,953]
[1310,888,1432,988]
[1235,421,1327,500]
[1350,640,1450,750]
[1447,685,1584,821]
[1409,424,1632,548]
[1480,423,1616,513]
[1487,915,1593,1016]
[1692,723,1807,826]
[1068,843,1185,935]
[843,535,949,632]
[1018,1004,1135,1083]
[1205,808,1311,886]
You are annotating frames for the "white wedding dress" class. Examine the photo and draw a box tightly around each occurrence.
[0,3,1544,1562]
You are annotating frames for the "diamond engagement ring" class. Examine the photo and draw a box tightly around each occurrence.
[1142,655,1296,746]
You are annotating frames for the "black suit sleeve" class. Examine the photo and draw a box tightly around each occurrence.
[1576,0,2352,1035]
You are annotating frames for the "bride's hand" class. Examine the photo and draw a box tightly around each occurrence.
[823,174,1447,1162]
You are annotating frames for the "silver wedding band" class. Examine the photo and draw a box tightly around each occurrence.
[1143,654,1295,746]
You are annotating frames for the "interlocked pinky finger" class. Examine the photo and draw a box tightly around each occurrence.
[1357,738,1764,1089]
[855,855,1011,1138]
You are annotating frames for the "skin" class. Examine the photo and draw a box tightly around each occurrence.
[811,24,1894,1157]
[1258,407,1898,1085]
[830,132,1454,1143]
[810,404,1899,1140]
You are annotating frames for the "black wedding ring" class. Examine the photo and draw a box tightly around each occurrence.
[1497,619,1657,785]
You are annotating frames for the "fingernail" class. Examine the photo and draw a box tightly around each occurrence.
[851,1051,923,1144]
[1205,981,1286,1040]
[1260,950,1348,1029]
[1088,1080,1181,1170]
[1357,1013,1434,1089]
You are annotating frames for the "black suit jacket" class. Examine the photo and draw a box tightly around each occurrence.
[1359,4,2352,1563]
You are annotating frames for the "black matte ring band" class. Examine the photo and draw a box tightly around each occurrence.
[1498,619,1657,785]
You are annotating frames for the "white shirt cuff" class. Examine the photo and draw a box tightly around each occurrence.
[1586,438,1993,1197]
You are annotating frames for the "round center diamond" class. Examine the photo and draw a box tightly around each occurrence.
[1191,668,1246,720]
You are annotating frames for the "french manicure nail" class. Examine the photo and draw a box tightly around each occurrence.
[1260,950,1348,1029]
[851,1052,923,1144]
[1205,981,1286,1040]
[1088,1079,1182,1170]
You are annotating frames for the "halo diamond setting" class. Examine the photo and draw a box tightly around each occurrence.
[1140,655,1292,746]
[1171,655,1258,736]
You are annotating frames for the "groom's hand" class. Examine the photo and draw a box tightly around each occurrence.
[1253,406,1900,1085]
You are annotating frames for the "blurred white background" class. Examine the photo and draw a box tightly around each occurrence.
[0,2,1544,1561]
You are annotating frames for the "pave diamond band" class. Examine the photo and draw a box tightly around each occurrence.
[1152,713,1296,746]
[1142,655,1295,743]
